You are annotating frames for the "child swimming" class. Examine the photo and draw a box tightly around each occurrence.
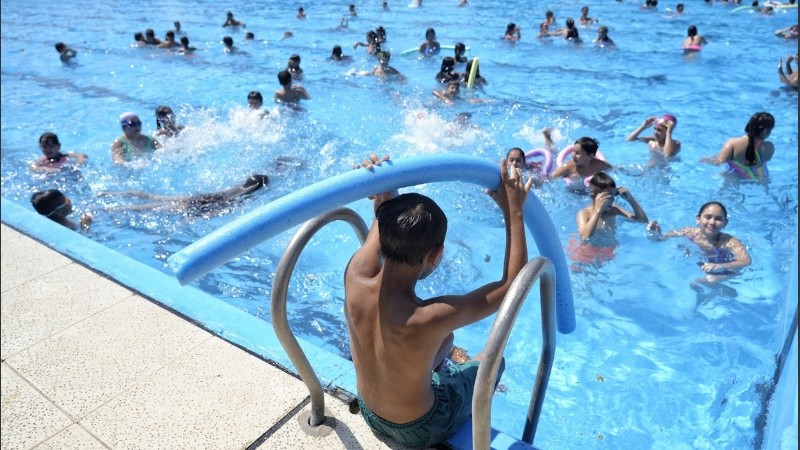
[569,172,649,266]
[647,201,751,283]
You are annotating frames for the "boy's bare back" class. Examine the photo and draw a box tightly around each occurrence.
[344,154,532,429]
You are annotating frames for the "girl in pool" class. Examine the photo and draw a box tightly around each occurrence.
[550,136,612,192]
[683,25,707,52]
[647,201,751,283]
[568,172,649,266]
[701,111,775,180]
[30,132,88,172]
[625,114,681,161]
[111,112,161,164]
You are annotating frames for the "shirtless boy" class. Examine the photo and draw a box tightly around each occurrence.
[274,70,310,105]
[344,154,532,448]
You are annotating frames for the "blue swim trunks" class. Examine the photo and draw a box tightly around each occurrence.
[357,360,489,448]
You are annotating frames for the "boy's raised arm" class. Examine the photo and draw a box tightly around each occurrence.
[347,153,393,279]
[433,159,532,330]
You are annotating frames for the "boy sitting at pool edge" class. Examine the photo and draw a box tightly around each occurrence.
[344,154,533,448]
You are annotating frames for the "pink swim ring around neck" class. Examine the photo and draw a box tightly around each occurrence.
[556,144,608,187]
[524,148,554,177]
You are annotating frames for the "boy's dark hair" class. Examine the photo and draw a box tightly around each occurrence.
[180,36,189,45]
[574,136,599,155]
[223,36,233,46]
[55,42,66,52]
[31,189,67,217]
[588,172,616,191]
[247,91,263,102]
[377,193,447,266]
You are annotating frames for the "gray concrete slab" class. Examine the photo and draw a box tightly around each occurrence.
[82,337,309,449]
[0,224,414,450]
[0,362,72,450]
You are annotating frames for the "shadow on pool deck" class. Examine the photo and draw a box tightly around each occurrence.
[0,223,424,449]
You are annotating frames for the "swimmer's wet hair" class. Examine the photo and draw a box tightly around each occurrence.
[574,136,599,155]
[697,201,728,220]
[247,91,263,102]
[31,189,67,217]
[588,172,616,191]
[277,70,292,86]
[39,132,60,147]
[377,193,447,266]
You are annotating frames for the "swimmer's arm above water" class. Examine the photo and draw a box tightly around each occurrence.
[615,188,649,223]
[111,139,126,164]
[625,117,656,142]
[700,138,735,165]
[645,222,690,241]
[348,153,393,279]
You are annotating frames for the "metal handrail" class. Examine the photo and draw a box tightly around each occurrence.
[270,207,368,427]
[472,257,557,450]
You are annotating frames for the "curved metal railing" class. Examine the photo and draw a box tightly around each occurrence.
[471,257,557,450]
[270,209,556,446]
[270,208,368,428]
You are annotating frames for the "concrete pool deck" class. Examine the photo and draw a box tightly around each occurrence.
[0,223,419,449]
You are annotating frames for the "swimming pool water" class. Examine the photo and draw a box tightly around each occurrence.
[2,0,797,448]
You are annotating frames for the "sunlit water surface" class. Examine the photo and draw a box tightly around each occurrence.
[2,0,798,447]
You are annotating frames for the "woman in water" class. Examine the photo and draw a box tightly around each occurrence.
[625,114,681,163]
[701,112,775,180]
[683,25,707,52]
[30,132,88,172]
[111,112,161,164]
[648,201,751,283]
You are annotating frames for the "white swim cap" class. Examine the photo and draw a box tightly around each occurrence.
[119,111,138,123]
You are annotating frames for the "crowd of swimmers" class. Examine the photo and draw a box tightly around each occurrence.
[25,1,796,448]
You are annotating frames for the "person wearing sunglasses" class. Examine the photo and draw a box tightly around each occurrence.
[112,112,160,164]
